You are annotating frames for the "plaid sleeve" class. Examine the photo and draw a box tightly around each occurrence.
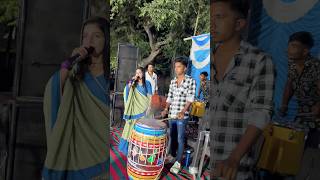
[186,78,196,102]
[245,55,275,129]
[166,80,174,103]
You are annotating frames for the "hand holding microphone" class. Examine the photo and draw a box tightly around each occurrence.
[132,75,140,81]
[129,75,140,87]
[61,46,94,70]
[71,46,94,60]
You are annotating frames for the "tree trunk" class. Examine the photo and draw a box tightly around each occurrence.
[140,49,161,66]
[140,24,172,66]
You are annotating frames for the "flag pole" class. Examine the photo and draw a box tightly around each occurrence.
[183,37,193,41]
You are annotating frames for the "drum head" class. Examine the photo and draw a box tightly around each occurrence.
[136,118,166,130]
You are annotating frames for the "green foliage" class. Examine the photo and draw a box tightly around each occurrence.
[110,0,209,72]
[139,0,182,30]
[0,0,19,26]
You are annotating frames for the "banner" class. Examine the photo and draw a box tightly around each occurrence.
[190,33,210,99]
[249,0,320,122]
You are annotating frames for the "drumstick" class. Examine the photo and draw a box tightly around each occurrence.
[158,116,180,121]
[158,118,173,122]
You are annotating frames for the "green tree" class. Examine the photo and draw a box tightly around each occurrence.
[110,0,209,70]
[0,0,19,26]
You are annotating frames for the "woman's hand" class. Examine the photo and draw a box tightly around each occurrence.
[132,75,138,81]
[71,47,89,61]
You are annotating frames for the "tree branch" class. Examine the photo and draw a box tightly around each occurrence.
[141,48,161,66]
[155,34,173,49]
[143,24,155,50]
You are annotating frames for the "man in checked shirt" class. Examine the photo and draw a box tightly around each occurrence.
[211,0,275,179]
[161,57,196,174]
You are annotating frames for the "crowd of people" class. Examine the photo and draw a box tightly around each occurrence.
[118,0,320,179]
[39,1,320,180]
[117,58,211,174]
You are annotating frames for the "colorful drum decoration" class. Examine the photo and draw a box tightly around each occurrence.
[127,118,167,180]
[190,101,206,117]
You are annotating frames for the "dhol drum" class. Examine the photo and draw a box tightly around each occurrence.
[257,123,305,175]
[127,118,167,180]
[190,101,206,117]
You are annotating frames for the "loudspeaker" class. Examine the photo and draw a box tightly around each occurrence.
[111,43,138,126]
[7,0,90,179]
[14,0,88,97]
[114,43,139,92]
[12,101,46,180]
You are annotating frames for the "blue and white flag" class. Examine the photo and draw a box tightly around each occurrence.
[249,0,320,122]
[190,33,210,99]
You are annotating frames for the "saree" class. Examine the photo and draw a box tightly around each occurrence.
[42,70,109,180]
[118,81,152,155]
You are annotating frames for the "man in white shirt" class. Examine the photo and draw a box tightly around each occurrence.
[145,63,158,95]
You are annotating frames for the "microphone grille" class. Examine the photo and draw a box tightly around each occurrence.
[86,47,95,54]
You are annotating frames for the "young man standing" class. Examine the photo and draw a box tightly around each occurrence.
[145,63,158,95]
[210,0,275,179]
[161,57,196,174]
[280,31,320,180]
[198,71,210,106]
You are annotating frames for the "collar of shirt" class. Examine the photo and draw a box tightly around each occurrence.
[173,75,191,84]
[233,40,251,63]
[291,56,314,73]
[146,72,157,79]
[201,80,207,85]
[304,56,313,67]
[212,40,249,83]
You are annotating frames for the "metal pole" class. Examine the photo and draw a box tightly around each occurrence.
[6,101,17,180]
[189,131,205,174]
[13,0,27,98]
[198,131,209,179]
[7,0,27,178]
[193,1,201,36]
[111,43,121,127]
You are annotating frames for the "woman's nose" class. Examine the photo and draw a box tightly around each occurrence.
[84,35,94,44]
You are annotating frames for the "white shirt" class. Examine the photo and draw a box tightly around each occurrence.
[145,71,158,95]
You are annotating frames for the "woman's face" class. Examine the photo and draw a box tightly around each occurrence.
[135,69,144,79]
[82,23,105,57]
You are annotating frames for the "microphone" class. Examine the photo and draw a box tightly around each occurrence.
[69,46,95,66]
[131,76,140,84]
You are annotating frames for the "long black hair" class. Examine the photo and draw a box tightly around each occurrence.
[75,16,109,81]
[132,67,147,90]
